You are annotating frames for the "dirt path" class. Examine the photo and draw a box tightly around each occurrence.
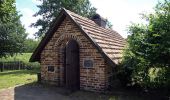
[0,84,111,100]
[0,83,165,100]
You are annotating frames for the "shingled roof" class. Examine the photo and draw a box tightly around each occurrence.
[30,8,126,66]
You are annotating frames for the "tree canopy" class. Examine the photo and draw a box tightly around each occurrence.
[32,0,97,37]
[121,0,170,88]
[0,0,27,58]
[24,38,39,53]
[127,0,170,68]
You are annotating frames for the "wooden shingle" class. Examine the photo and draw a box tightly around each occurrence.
[65,9,126,64]
[30,8,126,65]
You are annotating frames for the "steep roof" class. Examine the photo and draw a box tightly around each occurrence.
[30,8,126,66]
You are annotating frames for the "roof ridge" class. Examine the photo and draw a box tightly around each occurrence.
[64,9,93,22]
[63,8,117,65]
[63,8,126,64]
[30,8,125,66]
[64,8,125,40]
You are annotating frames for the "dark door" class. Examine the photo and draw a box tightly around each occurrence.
[65,40,79,90]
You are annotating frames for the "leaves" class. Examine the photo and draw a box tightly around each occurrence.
[0,0,27,58]
[122,0,170,88]
[127,0,170,67]
[32,0,97,37]
[24,39,39,53]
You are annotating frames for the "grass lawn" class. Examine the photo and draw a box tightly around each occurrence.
[0,70,38,89]
[0,53,40,89]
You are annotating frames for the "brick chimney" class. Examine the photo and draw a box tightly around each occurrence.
[91,14,106,28]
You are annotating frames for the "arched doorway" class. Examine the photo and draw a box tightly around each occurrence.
[64,40,80,90]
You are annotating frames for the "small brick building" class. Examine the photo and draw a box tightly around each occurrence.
[30,8,126,92]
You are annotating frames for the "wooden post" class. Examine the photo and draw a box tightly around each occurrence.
[19,61,20,70]
[1,62,4,72]
[37,72,41,83]
[0,62,3,72]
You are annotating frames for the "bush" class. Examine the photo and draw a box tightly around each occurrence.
[22,62,40,70]
[120,56,170,90]
[117,64,132,87]
[0,53,40,71]
[120,0,170,91]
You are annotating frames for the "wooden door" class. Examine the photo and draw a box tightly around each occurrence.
[65,40,79,90]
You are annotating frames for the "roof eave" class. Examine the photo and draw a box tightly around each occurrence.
[30,8,117,67]
[29,9,66,62]
[63,9,116,67]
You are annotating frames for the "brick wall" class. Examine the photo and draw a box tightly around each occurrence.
[40,16,113,91]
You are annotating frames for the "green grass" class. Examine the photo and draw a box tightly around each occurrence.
[0,70,38,89]
[0,53,40,89]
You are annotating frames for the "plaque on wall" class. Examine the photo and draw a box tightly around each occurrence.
[48,66,54,72]
[83,58,93,68]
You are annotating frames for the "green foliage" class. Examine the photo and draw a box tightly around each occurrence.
[32,0,97,37]
[24,39,39,53]
[0,53,31,62]
[106,19,113,28]
[0,53,40,69]
[121,0,170,89]
[0,0,27,58]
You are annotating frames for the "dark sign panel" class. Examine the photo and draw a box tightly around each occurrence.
[48,66,54,72]
[83,59,93,68]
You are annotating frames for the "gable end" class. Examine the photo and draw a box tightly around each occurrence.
[30,8,117,67]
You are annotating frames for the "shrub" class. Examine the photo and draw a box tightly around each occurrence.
[120,0,170,91]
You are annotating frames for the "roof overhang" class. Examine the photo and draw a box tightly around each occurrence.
[30,8,116,67]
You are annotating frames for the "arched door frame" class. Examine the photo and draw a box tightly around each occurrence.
[64,39,80,90]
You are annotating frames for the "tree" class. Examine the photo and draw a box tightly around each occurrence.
[106,19,113,28]
[121,0,170,88]
[24,39,39,53]
[127,0,170,67]
[0,0,27,58]
[32,0,97,37]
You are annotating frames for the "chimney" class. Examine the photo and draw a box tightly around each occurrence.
[91,14,107,28]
